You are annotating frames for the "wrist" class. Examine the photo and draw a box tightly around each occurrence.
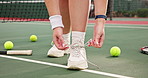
[53,27,63,30]
[49,15,64,30]
[95,15,107,20]
[95,18,106,23]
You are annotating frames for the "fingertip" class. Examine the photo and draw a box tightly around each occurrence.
[57,44,69,50]
[57,47,64,50]
[64,47,69,50]
[87,42,91,47]
[88,44,91,47]
[89,41,94,47]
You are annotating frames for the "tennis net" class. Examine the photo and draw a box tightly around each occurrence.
[0,0,49,22]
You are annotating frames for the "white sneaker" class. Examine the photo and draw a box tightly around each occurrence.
[67,31,88,70]
[67,44,88,70]
[47,45,65,57]
[47,45,70,57]
[47,33,70,57]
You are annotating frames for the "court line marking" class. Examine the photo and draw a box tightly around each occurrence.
[88,24,148,29]
[1,22,148,29]
[89,25,148,29]
[2,21,148,26]
[0,55,133,78]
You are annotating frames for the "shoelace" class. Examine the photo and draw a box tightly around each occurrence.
[70,43,84,57]
[69,39,100,69]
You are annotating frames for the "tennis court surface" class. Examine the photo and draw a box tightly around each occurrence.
[0,19,148,78]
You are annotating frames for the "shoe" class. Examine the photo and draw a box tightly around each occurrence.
[67,44,88,70]
[47,45,65,57]
[47,43,70,57]
[47,33,70,57]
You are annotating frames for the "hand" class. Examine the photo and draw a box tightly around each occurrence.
[53,27,68,50]
[89,19,105,48]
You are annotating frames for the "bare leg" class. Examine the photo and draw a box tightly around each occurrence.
[67,0,91,69]
[59,0,71,34]
[69,0,90,32]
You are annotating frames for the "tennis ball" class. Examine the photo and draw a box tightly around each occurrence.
[4,41,14,50]
[110,46,121,57]
[30,35,37,42]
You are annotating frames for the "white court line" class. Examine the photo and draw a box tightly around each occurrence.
[0,55,133,78]
[2,22,148,29]
[3,21,148,26]
[106,26,148,29]
[88,24,148,29]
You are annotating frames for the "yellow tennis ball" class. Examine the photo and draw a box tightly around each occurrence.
[110,46,121,57]
[4,41,14,50]
[30,35,37,42]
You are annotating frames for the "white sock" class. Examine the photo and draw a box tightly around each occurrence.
[72,31,85,46]
[63,33,71,45]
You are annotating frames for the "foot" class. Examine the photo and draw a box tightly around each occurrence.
[47,45,70,57]
[47,33,70,57]
[67,44,88,70]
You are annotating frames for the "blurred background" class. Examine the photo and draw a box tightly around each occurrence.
[0,0,148,22]
[90,0,148,20]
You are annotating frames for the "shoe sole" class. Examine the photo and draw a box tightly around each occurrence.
[67,60,88,70]
[47,52,64,57]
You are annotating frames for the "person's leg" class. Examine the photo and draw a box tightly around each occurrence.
[59,0,71,54]
[69,0,90,32]
[47,0,71,57]
[68,0,90,69]
[59,0,71,34]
